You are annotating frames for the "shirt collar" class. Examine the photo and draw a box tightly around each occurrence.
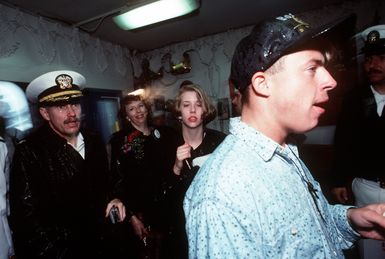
[68,132,85,158]
[371,85,385,103]
[229,117,298,161]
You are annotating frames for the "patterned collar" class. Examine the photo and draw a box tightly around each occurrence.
[229,117,298,162]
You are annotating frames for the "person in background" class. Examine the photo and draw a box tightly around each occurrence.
[9,70,114,259]
[183,13,385,258]
[167,83,226,259]
[331,25,385,258]
[0,117,14,259]
[108,91,176,259]
[228,77,242,117]
[179,80,193,89]
[151,110,166,127]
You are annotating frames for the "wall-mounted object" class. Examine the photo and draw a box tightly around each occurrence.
[134,58,162,89]
[171,52,192,75]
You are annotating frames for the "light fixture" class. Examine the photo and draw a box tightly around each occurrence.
[113,0,200,30]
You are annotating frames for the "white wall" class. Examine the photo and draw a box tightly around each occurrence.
[0,4,134,91]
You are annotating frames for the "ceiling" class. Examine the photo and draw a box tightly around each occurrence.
[0,0,347,52]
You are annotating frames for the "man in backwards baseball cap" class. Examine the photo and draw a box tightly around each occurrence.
[9,70,126,258]
[184,13,385,258]
[230,13,351,93]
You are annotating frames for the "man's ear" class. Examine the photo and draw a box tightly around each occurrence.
[251,71,270,97]
[39,107,50,121]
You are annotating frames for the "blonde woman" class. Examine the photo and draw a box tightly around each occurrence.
[168,84,226,259]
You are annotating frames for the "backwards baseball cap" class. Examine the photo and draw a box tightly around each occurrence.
[231,13,353,92]
[361,25,385,55]
[26,70,85,107]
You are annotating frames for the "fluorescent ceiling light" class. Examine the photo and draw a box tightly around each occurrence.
[113,0,200,30]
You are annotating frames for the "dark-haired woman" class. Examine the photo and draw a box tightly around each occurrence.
[107,92,176,259]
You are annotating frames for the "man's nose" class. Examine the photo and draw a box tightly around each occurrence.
[66,105,76,115]
[322,68,337,91]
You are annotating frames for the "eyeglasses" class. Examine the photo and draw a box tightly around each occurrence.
[54,103,81,113]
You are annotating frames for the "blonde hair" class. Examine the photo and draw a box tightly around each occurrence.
[174,84,217,124]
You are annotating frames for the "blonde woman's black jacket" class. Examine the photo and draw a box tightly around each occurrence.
[9,124,109,259]
[167,127,227,259]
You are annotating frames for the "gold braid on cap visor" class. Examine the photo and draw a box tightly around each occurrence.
[39,90,83,103]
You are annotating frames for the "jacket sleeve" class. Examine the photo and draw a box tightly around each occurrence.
[9,142,65,258]
[107,136,127,201]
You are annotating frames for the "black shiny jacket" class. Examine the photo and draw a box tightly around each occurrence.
[108,124,177,229]
[333,85,385,186]
[9,124,109,259]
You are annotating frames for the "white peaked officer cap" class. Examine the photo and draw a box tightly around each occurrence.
[361,24,385,55]
[26,70,86,107]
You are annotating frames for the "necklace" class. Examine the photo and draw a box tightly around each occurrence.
[287,145,325,222]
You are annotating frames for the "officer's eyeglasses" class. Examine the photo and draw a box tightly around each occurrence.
[55,103,81,113]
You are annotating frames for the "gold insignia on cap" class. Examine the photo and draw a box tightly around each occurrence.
[39,90,83,103]
[276,14,309,32]
[367,30,380,44]
[291,16,309,33]
[55,74,73,90]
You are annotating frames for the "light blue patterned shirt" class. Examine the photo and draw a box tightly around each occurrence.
[184,117,359,258]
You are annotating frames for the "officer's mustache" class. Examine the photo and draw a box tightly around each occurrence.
[367,68,383,75]
[64,117,80,124]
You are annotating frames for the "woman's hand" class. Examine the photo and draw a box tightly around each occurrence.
[173,142,192,175]
[105,198,126,222]
[130,215,149,240]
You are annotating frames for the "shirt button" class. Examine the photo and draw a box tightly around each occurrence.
[291,228,298,235]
